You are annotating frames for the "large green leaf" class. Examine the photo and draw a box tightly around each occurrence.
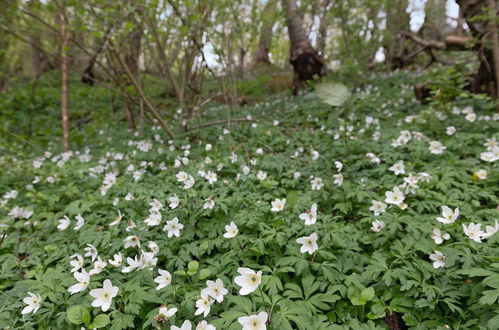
[315,82,351,106]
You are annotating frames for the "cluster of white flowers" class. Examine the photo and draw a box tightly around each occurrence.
[176,171,195,189]
[480,137,499,162]
[429,205,498,268]
[100,172,118,195]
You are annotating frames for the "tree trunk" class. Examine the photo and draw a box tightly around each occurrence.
[254,0,277,65]
[457,0,498,97]
[59,1,70,152]
[81,26,113,86]
[282,0,325,95]
[486,0,499,99]
[384,0,411,69]
[316,0,331,56]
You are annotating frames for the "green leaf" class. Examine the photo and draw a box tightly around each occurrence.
[315,82,351,106]
[479,289,499,305]
[199,268,211,280]
[360,287,375,302]
[188,261,199,272]
[66,305,90,325]
[89,314,110,328]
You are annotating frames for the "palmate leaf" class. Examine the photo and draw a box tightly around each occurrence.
[315,82,352,106]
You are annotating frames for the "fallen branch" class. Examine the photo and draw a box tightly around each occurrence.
[399,30,475,51]
[109,41,175,139]
[187,118,255,131]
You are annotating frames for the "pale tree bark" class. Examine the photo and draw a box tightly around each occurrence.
[282,0,325,94]
[254,0,277,65]
[316,0,331,56]
[384,0,411,69]
[59,0,70,152]
[486,0,499,99]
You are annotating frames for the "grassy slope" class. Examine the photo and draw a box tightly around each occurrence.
[0,71,498,329]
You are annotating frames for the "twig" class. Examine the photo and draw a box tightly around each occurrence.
[109,40,175,138]
[186,118,255,131]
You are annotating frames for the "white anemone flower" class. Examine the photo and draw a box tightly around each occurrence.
[429,251,446,269]
[296,233,319,254]
[89,279,119,312]
[68,269,90,294]
[270,198,286,212]
[234,267,262,295]
[238,311,268,330]
[154,269,172,290]
[436,206,459,224]
[21,292,42,315]
[223,222,239,238]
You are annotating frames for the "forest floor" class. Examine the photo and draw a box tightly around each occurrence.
[1,71,499,329]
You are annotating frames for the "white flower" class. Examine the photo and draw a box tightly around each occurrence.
[429,141,446,154]
[73,214,85,231]
[123,235,141,248]
[462,223,485,243]
[474,169,487,180]
[256,171,267,181]
[109,253,123,267]
[299,204,317,225]
[109,210,123,226]
[169,194,180,209]
[141,251,157,269]
[176,171,189,182]
[436,206,459,224]
[389,161,405,175]
[205,171,217,184]
[293,172,301,179]
[157,306,177,321]
[195,291,213,317]
[70,254,84,273]
[242,165,251,175]
[296,233,318,254]
[482,220,499,239]
[234,267,262,295]
[335,161,343,172]
[333,173,343,186]
[145,212,162,226]
[196,320,216,330]
[154,269,172,290]
[371,220,385,232]
[89,279,119,312]
[122,256,143,273]
[171,320,192,330]
[148,241,160,254]
[238,311,268,330]
[270,198,286,212]
[310,177,323,190]
[68,269,90,294]
[84,244,98,262]
[369,201,387,216]
[125,193,135,201]
[431,228,450,244]
[149,199,163,212]
[89,257,107,275]
[203,198,215,210]
[163,217,184,237]
[21,292,42,315]
[223,222,239,238]
[465,112,476,122]
[429,251,446,269]
[204,279,228,303]
[57,216,70,230]
[446,126,456,135]
[384,187,405,205]
[182,175,195,189]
